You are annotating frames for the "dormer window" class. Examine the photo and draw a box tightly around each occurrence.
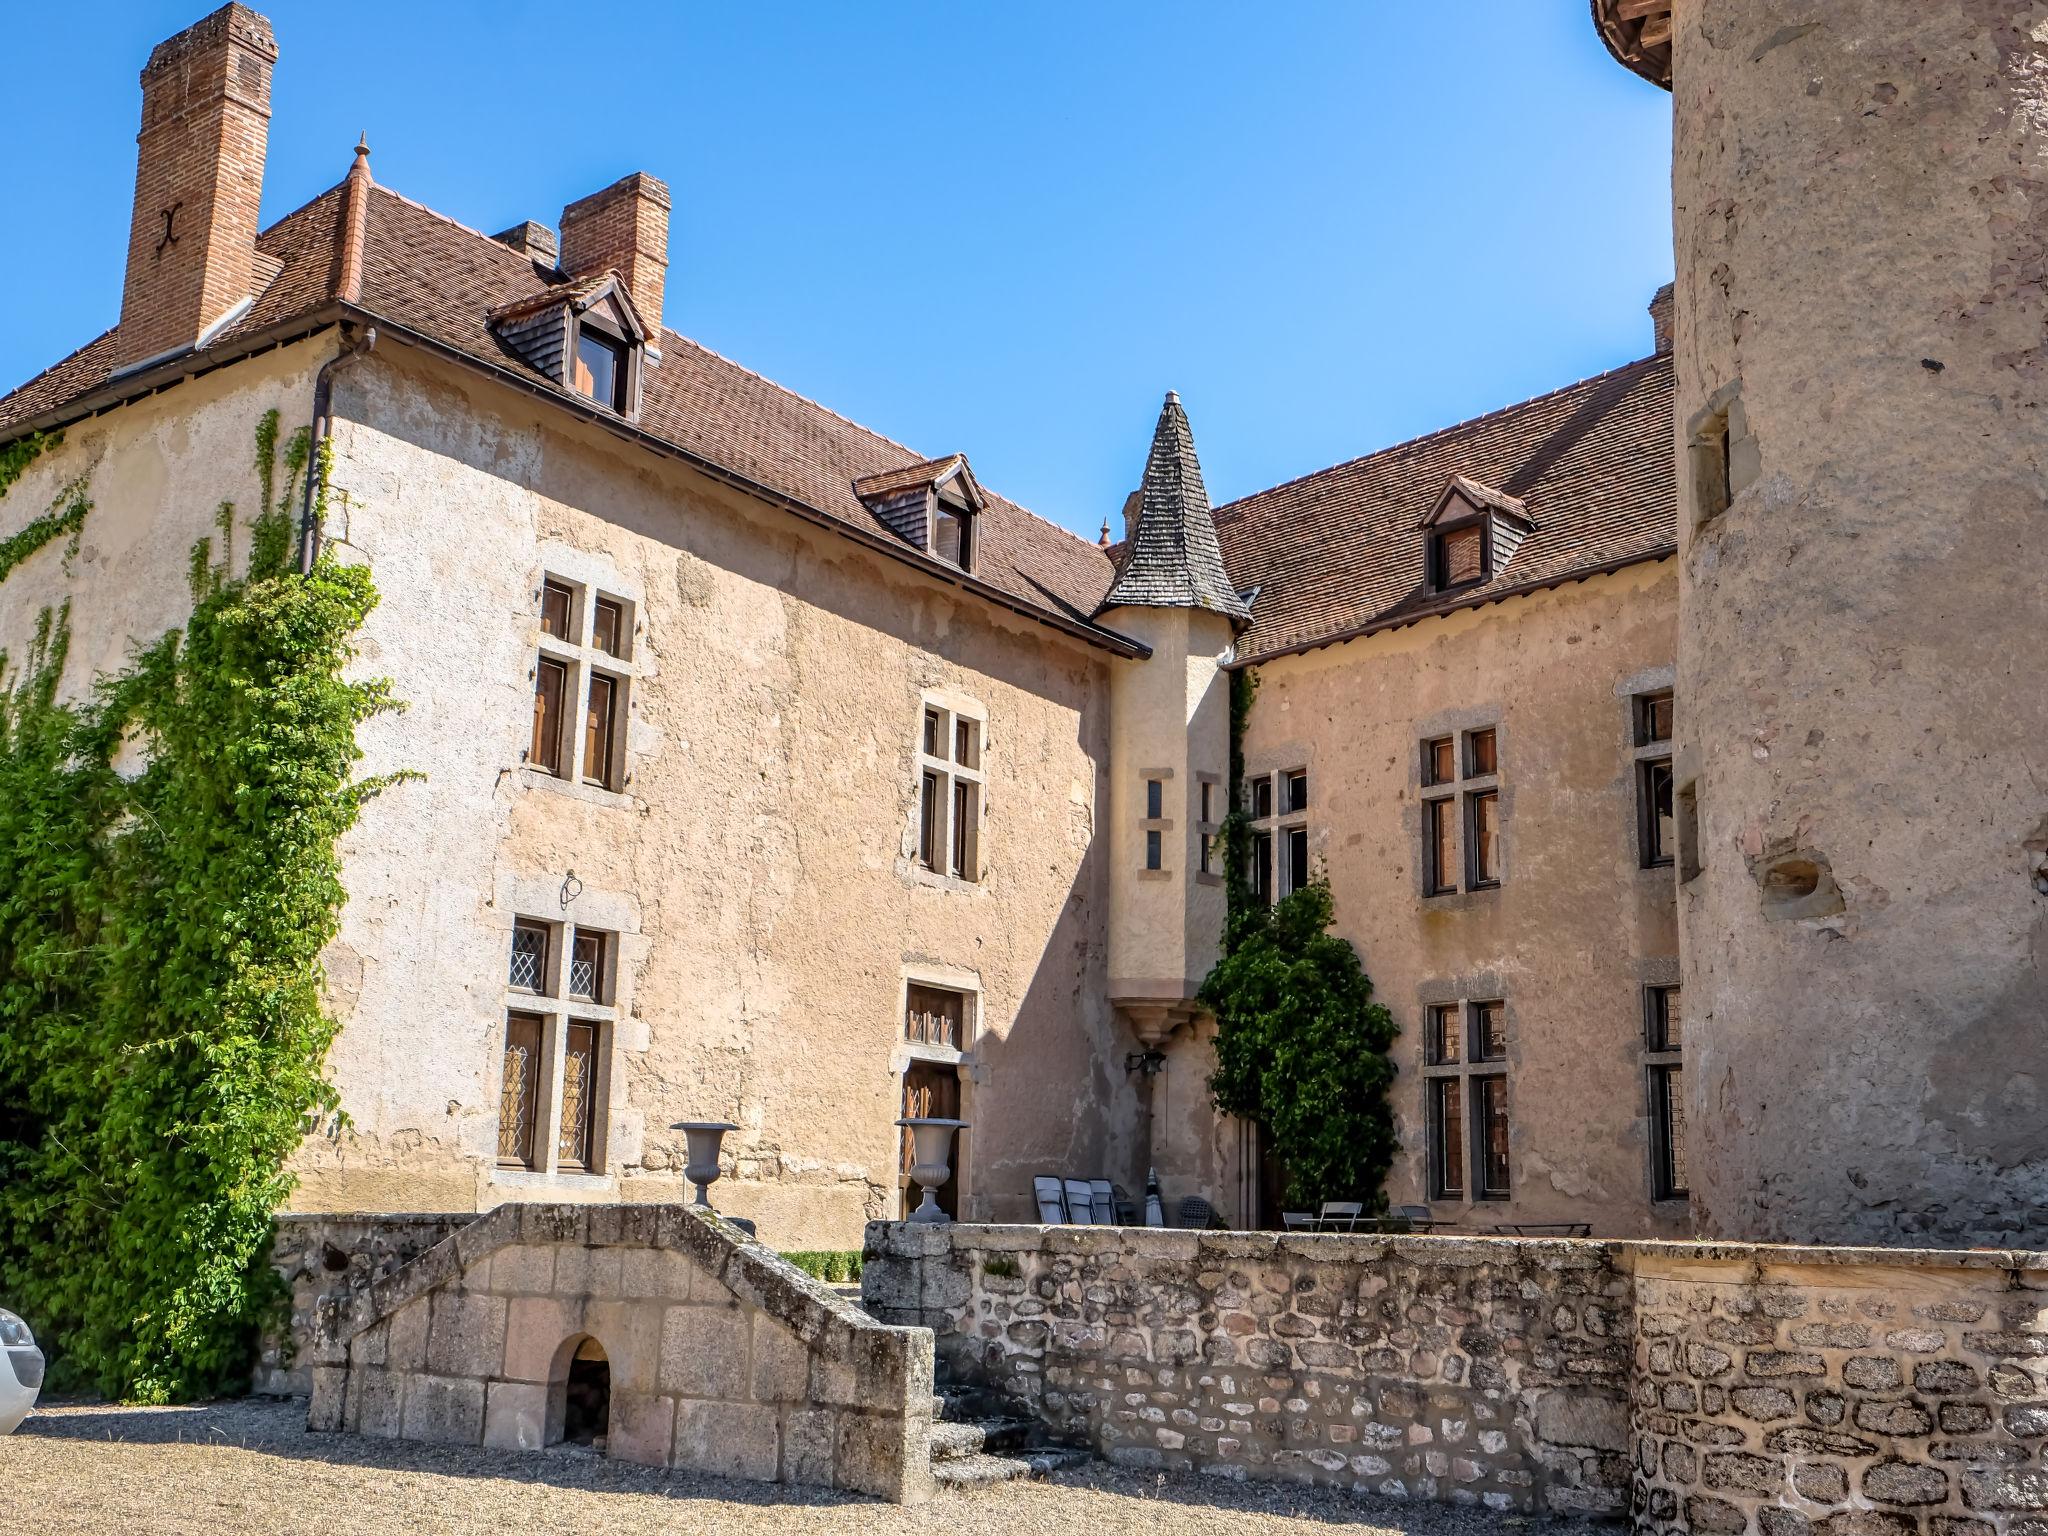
[574,325,628,413]
[933,493,974,570]
[1421,475,1533,595]
[854,453,985,574]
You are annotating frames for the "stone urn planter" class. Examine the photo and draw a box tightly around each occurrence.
[895,1117,967,1224]
[672,1121,739,1209]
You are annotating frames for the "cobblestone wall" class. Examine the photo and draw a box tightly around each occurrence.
[863,1224,1638,1515]
[863,1226,2048,1532]
[257,1212,473,1395]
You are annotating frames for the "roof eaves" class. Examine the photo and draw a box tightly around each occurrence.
[1227,544,1676,669]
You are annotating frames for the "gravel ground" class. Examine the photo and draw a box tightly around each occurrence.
[4,1397,1541,1536]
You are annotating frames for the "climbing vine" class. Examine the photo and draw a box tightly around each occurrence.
[0,432,90,585]
[1201,665,1401,1212]
[0,410,400,1402]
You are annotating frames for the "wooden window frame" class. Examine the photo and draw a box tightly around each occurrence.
[1644,983,1685,1201]
[1421,996,1512,1204]
[530,574,637,795]
[1428,1076,1465,1200]
[498,1011,547,1170]
[1421,724,1502,898]
[1196,774,1222,878]
[914,702,985,883]
[1246,767,1310,904]
[1466,789,1501,890]
[570,316,634,415]
[931,495,975,573]
[1431,517,1491,591]
[496,914,618,1180]
[1474,1074,1512,1200]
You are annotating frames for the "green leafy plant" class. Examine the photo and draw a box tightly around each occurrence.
[781,1250,865,1284]
[0,410,401,1401]
[1202,666,1400,1212]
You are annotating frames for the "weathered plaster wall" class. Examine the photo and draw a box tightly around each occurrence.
[311,1202,935,1501]
[1669,3,2048,1243]
[1226,563,1682,1235]
[299,343,1137,1244]
[0,338,335,701]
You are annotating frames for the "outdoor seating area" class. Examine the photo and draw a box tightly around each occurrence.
[1025,1183,1594,1236]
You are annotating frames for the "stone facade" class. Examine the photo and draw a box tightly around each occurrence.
[309,1201,936,1502]
[864,1223,2048,1532]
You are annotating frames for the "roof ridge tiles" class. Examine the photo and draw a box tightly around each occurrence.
[1212,350,1667,527]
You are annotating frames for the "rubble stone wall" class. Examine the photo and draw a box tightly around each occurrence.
[863,1224,2048,1532]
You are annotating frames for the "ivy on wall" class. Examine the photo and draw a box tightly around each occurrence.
[0,410,399,1401]
[1201,666,1401,1213]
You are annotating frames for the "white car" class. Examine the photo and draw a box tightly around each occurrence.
[0,1310,43,1433]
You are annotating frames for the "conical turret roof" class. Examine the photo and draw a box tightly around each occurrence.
[1097,391,1251,624]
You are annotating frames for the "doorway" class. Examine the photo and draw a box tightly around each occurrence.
[900,1060,962,1219]
[557,1337,610,1449]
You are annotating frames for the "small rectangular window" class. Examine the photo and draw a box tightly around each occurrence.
[498,1012,545,1170]
[1651,1063,1687,1199]
[1200,781,1214,823]
[952,779,978,878]
[1648,984,1682,1053]
[1637,690,1674,746]
[569,929,606,1002]
[1424,738,1455,787]
[510,920,550,993]
[557,1020,602,1171]
[1252,777,1273,820]
[1145,828,1162,871]
[933,504,973,569]
[1476,1076,1511,1198]
[1425,798,1457,895]
[1146,778,1164,820]
[1427,1004,1461,1066]
[954,717,980,769]
[1641,760,1676,868]
[1436,524,1486,588]
[584,673,619,789]
[918,769,942,871]
[1466,728,1498,778]
[540,579,575,640]
[532,657,568,777]
[592,597,625,659]
[906,984,967,1049]
[1467,790,1500,888]
[1251,830,1273,903]
[574,327,628,412]
[1430,1077,1465,1199]
[1285,824,1309,895]
[1473,1000,1507,1062]
[1283,769,1308,814]
[924,707,943,758]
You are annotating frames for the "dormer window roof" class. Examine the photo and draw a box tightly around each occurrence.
[1420,475,1534,593]
[853,453,985,573]
[488,270,647,418]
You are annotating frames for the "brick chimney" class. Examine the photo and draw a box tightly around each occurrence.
[559,173,670,343]
[1649,282,1675,355]
[119,4,278,367]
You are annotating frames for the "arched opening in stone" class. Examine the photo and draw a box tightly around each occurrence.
[549,1335,611,1451]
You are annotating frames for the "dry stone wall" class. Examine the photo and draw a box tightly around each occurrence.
[863,1225,2048,1533]
[308,1202,935,1501]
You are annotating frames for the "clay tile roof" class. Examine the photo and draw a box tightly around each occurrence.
[1430,474,1531,527]
[852,454,969,501]
[0,180,1126,647]
[1099,391,1251,623]
[1214,354,1676,664]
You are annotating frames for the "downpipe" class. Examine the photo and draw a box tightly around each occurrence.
[298,324,377,573]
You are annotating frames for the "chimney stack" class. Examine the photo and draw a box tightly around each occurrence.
[559,173,670,343]
[119,4,278,367]
[1649,282,1675,356]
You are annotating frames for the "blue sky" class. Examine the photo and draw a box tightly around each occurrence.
[0,3,1671,539]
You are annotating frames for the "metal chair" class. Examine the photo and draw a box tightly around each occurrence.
[1177,1195,1222,1230]
[1033,1175,1067,1224]
[1281,1211,1315,1231]
[1088,1179,1119,1226]
[1111,1183,1140,1225]
[1318,1201,1364,1232]
[1063,1177,1097,1224]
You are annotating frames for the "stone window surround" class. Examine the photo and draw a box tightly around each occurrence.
[1638,954,1684,1208]
[892,963,984,1221]
[1137,766,1174,882]
[1243,760,1311,902]
[1615,665,1677,876]
[1411,706,1505,906]
[519,548,644,809]
[906,688,987,892]
[1193,770,1223,887]
[1415,973,1515,1205]
[488,874,646,1194]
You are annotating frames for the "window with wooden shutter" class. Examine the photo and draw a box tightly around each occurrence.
[913,703,985,882]
[1430,1077,1464,1199]
[592,597,626,659]
[905,984,967,1050]
[532,575,637,793]
[1477,1076,1511,1197]
[1467,789,1500,887]
[1425,796,1457,895]
[498,1012,545,1169]
[557,1021,601,1171]
[533,658,567,776]
[584,673,618,789]
[1436,523,1486,588]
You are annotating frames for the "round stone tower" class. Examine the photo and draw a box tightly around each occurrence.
[1594,1,2048,1244]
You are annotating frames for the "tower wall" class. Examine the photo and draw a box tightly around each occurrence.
[1670,1,2048,1243]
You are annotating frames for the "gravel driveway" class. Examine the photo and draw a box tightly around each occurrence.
[6,1398,1532,1536]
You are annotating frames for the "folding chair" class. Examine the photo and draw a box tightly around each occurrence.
[1281,1211,1315,1231]
[1033,1175,1068,1224]
[1111,1183,1139,1224]
[1089,1179,1119,1226]
[1063,1177,1097,1224]
[1318,1200,1364,1232]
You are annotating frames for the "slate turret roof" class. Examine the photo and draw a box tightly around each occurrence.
[1097,392,1252,625]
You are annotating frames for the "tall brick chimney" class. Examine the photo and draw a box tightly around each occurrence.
[1648,282,1674,355]
[559,173,670,343]
[119,4,278,367]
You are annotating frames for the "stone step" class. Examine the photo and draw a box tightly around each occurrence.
[927,1418,1033,1462]
[929,1447,1090,1490]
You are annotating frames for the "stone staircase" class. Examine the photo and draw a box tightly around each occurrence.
[926,1377,1089,1490]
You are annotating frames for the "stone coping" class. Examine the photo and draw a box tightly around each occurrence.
[869,1222,2048,1275]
